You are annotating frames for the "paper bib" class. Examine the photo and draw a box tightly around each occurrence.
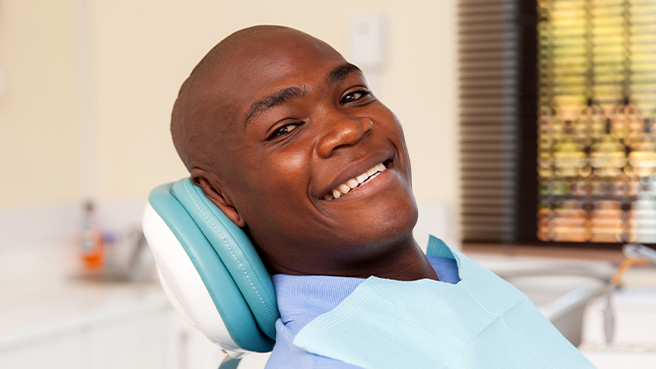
[293,237,596,369]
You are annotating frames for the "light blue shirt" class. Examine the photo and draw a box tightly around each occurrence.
[264,256,460,369]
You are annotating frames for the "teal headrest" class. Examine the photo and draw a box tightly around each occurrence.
[146,178,279,352]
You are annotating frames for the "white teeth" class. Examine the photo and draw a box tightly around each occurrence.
[339,184,351,194]
[323,162,388,200]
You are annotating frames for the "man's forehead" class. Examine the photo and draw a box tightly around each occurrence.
[219,31,344,87]
[200,30,346,121]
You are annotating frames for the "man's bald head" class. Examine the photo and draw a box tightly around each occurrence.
[171,25,276,172]
[170,25,339,173]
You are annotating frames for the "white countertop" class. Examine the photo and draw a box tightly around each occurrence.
[0,277,167,348]
[0,240,168,350]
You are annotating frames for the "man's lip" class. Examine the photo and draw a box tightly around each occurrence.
[316,151,394,198]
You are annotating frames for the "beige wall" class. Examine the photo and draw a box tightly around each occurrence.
[1,0,459,222]
[0,1,81,206]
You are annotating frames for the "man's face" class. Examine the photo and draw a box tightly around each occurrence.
[199,30,417,275]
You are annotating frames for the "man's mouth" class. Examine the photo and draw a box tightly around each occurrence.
[322,162,387,200]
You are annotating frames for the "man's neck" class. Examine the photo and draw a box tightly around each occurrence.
[333,237,439,282]
[267,236,439,281]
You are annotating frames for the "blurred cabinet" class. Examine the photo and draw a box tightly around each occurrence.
[0,332,85,368]
[166,312,271,369]
[0,298,269,369]
[166,310,217,369]
[85,308,170,369]
[0,297,171,369]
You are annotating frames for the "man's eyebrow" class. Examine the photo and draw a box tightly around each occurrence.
[326,63,362,86]
[244,86,307,126]
[242,64,361,127]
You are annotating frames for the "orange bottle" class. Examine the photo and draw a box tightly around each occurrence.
[80,201,104,271]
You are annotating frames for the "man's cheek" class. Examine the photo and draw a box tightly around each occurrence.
[267,153,309,188]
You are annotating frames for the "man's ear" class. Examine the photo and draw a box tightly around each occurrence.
[190,168,246,228]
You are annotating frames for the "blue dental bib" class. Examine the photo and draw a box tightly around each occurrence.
[293,236,596,369]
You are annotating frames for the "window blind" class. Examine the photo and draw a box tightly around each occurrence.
[459,0,520,243]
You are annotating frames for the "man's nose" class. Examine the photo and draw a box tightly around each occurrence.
[315,113,374,158]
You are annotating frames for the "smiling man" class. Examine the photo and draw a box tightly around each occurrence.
[170,26,595,369]
[171,25,437,282]
[170,25,449,367]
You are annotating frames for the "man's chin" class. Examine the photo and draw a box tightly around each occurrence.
[331,194,418,250]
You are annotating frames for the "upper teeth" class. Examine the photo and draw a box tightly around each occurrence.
[323,163,386,200]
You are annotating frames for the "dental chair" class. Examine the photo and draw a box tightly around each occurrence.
[142,178,280,369]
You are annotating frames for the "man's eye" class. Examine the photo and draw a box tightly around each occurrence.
[269,124,299,139]
[341,90,369,104]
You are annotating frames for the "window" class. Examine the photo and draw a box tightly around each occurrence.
[459,0,656,250]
